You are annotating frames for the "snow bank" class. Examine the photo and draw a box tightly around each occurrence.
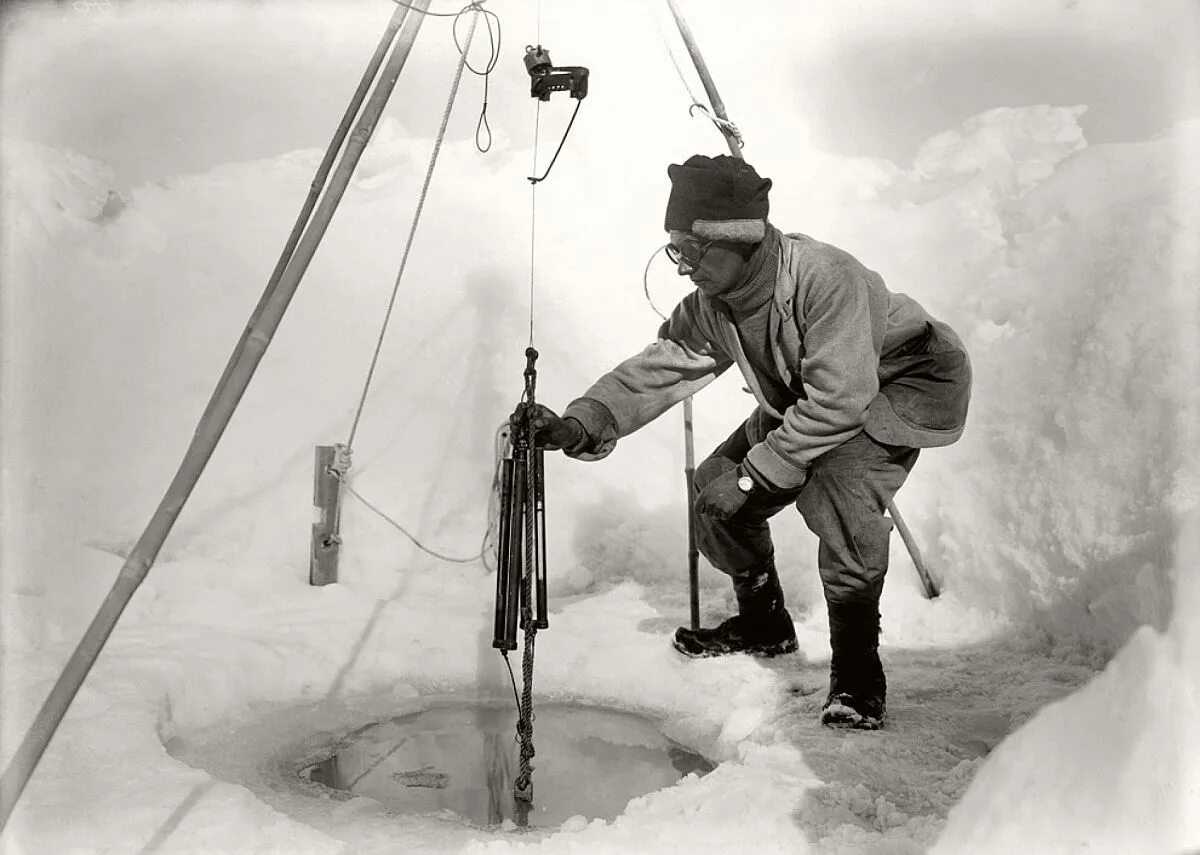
[911,115,1196,651]
[934,619,1199,854]
[932,120,1200,855]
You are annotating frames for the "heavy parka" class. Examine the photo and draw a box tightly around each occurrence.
[562,229,971,488]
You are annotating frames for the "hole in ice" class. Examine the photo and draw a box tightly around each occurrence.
[299,701,715,828]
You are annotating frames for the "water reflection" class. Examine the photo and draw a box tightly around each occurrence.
[301,703,715,828]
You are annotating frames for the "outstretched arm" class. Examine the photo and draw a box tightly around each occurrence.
[559,291,733,461]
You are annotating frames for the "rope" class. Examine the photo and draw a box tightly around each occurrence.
[515,624,537,799]
[453,3,501,152]
[514,451,538,801]
[345,5,482,450]
[329,7,492,569]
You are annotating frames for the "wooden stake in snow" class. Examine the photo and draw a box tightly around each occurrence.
[311,445,345,586]
[665,0,745,631]
[0,0,433,830]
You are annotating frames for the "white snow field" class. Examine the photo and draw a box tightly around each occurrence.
[2,2,1198,853]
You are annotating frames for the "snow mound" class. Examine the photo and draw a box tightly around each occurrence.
[0,139,118,241]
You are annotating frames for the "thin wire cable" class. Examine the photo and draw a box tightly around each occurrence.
[528,0,542,348]
[328,4,501,566]
[643,243,671,321]
[454,5,500,71]
[346,7,481,450]
[500,651,523,717]
[334,421,506,568]
[653,7,704,109]
[689,102,743,148]
[342,482,485,564]
[526,98,583,184]
[528,99,541,347]
[453,4,501,152]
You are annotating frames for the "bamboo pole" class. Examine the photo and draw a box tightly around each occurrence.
[666,0,740,630]
[0,0,432,830]
[665,0,739,159]
[201,1,410,426]
[683,401,700,629]
[890,500,941,599]
[665,0,936,600]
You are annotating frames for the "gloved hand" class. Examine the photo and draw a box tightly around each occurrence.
[694,462,754,521]
[510,402,587,451]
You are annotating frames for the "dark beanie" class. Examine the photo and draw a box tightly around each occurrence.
[664,154,772,242]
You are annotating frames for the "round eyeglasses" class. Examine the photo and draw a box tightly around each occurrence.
[665,236,714,269]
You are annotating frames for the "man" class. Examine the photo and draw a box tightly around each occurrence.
[518,154,971,729]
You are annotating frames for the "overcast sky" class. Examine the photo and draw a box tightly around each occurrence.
[1,0,1195,186]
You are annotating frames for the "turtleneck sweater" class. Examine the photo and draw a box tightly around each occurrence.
[712,226,799,413]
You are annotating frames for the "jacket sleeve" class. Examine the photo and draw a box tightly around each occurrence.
[562,291,733,461]
[745,259,881,489]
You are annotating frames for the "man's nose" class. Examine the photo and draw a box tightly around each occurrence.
[676,258,696,276]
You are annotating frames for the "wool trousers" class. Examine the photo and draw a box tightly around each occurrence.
[693,417,919,607]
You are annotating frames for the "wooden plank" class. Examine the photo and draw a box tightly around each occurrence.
[311,445,341,586]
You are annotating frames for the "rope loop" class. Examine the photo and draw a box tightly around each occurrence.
[328,443,353,477]
[687,102,744,148]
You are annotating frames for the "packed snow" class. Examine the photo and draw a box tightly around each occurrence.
[2,2,1198,853]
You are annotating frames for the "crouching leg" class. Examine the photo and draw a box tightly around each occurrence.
[673,426,801,659]
[795,432,918,728]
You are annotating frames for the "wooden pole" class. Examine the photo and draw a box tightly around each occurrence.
[889,499,940,599]
[664,0,937,599]
[666,0,741,629]
[0,0,432,830]
[683,401,700,630]
[665,0,740,159]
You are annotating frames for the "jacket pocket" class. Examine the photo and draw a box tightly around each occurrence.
[876,323,971,433]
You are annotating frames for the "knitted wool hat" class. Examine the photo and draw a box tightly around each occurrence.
[664,154,772,243]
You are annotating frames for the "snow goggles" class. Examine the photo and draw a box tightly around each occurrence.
[665,236,714,268]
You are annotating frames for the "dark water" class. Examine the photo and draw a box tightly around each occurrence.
[300,702,715,828]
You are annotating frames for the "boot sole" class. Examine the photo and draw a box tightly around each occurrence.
[819,701,883,730]
[672,634,799,660]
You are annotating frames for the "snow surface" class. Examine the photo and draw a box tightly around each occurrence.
[2,3,1199,854]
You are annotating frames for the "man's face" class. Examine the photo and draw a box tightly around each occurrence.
[667,231,748,296]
